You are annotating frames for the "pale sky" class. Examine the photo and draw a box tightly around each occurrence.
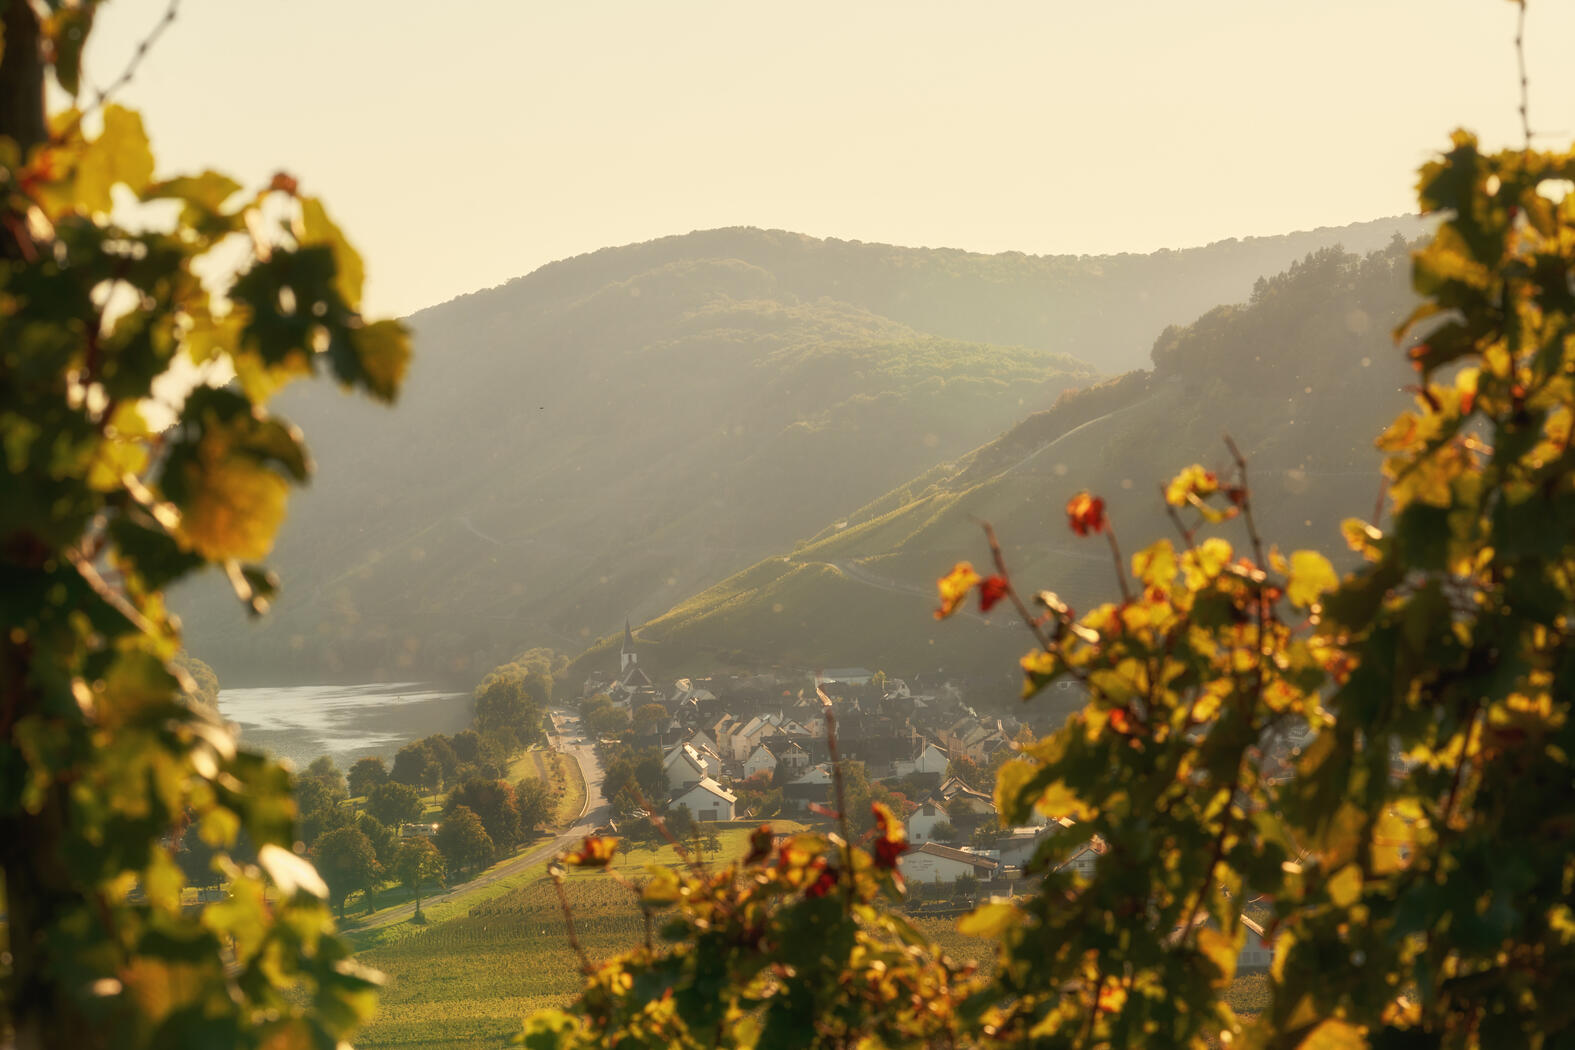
[87,1,1575,319]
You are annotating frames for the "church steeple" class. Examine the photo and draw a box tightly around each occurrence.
[621,618,637,672]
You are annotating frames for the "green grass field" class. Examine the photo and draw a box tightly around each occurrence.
[352,819,1260,1049]
[359,822,1009,1049]
[507,747,586,828]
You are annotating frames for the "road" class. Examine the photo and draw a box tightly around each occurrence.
[346,709,608,932]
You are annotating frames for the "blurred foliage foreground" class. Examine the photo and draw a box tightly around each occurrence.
[519,143,1575,1050]
[1,4,409,1048]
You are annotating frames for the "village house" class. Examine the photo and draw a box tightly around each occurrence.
[670,777,737,822]
[742,743,777,781]
[899,841,1000,883]
[662,741,720,793]
[770,737,811,773]
[907,800,952,845]
[891,740,949,779]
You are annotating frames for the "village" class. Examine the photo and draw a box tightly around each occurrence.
[576,625,1278,967]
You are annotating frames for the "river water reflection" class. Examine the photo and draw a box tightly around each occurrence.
[218,682,472,767]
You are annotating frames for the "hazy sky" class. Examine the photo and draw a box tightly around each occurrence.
[88,1,1575,318]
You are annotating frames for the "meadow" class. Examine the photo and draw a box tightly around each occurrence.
[354,821,1262,1048]
[355,822,988,1049]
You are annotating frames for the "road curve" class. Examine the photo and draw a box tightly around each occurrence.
[346,709,607,932]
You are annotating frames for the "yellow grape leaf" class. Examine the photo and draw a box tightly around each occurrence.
[1287,550,1338,607]
[992,757,1040,824]
[642,866,681,906]
[348,319,410,403]
[301,196,366,309]
[1165,463,1219,507]
[177,457,288,563]
[1341,518,1382,556]
[934,562,981,620]
[956,900,1019,939]
[76,104,154,213]
[1197,925,1240,986]
[1327,864,1363,908]
[1181,536,1232,588]
[1297,1018,1368,1050]
[1132,539,1176,589]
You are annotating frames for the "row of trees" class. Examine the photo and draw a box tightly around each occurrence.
[239,648,569,920]
[279,750,559,917]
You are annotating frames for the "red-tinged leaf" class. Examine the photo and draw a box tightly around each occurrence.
[1066,492,1107,537]
[269,171,300,196]
[934,562,981,619]
[808,802,840,821]
[977,574,1009,612]
[871,802,908,870]
[1108,708,1133,735]
[745,824,774,865]
[564,836,619,868]
[805,859,837,899]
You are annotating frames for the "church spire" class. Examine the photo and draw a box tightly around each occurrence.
[621,618,637,672]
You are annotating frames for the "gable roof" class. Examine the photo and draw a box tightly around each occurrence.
[678,777,738,805]
[911,841,999,871]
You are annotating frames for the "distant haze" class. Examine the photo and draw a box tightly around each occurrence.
[87,1,1574,317]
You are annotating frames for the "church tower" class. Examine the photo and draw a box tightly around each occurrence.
[620,618,638,673]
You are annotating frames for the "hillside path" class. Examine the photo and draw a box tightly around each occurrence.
[792,394,1162,618]
[345,709,608,932]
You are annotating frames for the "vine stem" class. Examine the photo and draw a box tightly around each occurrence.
[1514,0,1531,150]
[818,684,856,909]
[549,868,593,976]
[981,522,1054,652]
[47,1,181,149]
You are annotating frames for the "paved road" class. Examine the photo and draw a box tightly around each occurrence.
[346,709,608,932]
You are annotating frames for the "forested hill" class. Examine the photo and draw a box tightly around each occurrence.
[174,221,1421,684]
[593,238,1421,697]
[425,218,1424,375]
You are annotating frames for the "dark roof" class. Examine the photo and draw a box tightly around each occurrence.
[622,618,636,654]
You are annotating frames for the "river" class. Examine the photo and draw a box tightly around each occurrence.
[217,683,473,768]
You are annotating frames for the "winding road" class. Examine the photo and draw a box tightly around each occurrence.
[345,709,608,932]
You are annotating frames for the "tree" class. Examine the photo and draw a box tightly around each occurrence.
[354,811,399,869]
[633,702,669,738]
[313,827,381,918]
[391,739,441,793]
[1,7,408,1045]
[943,755,986,791]
[367,781,426,829]
[422,734,460,785]
[445,777,522,851]
[519,126,1575,1049]
[734,772,784,818]
[393,837,446,921]
[305,755,349,802]
[473,662,548,745]
[173,652,221,711]
[514,777,554,835]
[583,699,630,740]
[435,806,494,876]
[175,821,224,894]
[449,729,483,764]
[295,774,352,847]
[348,755,390,798]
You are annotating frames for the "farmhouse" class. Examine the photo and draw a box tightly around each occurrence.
[670,777,737,822]
[899,841,1000,883]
